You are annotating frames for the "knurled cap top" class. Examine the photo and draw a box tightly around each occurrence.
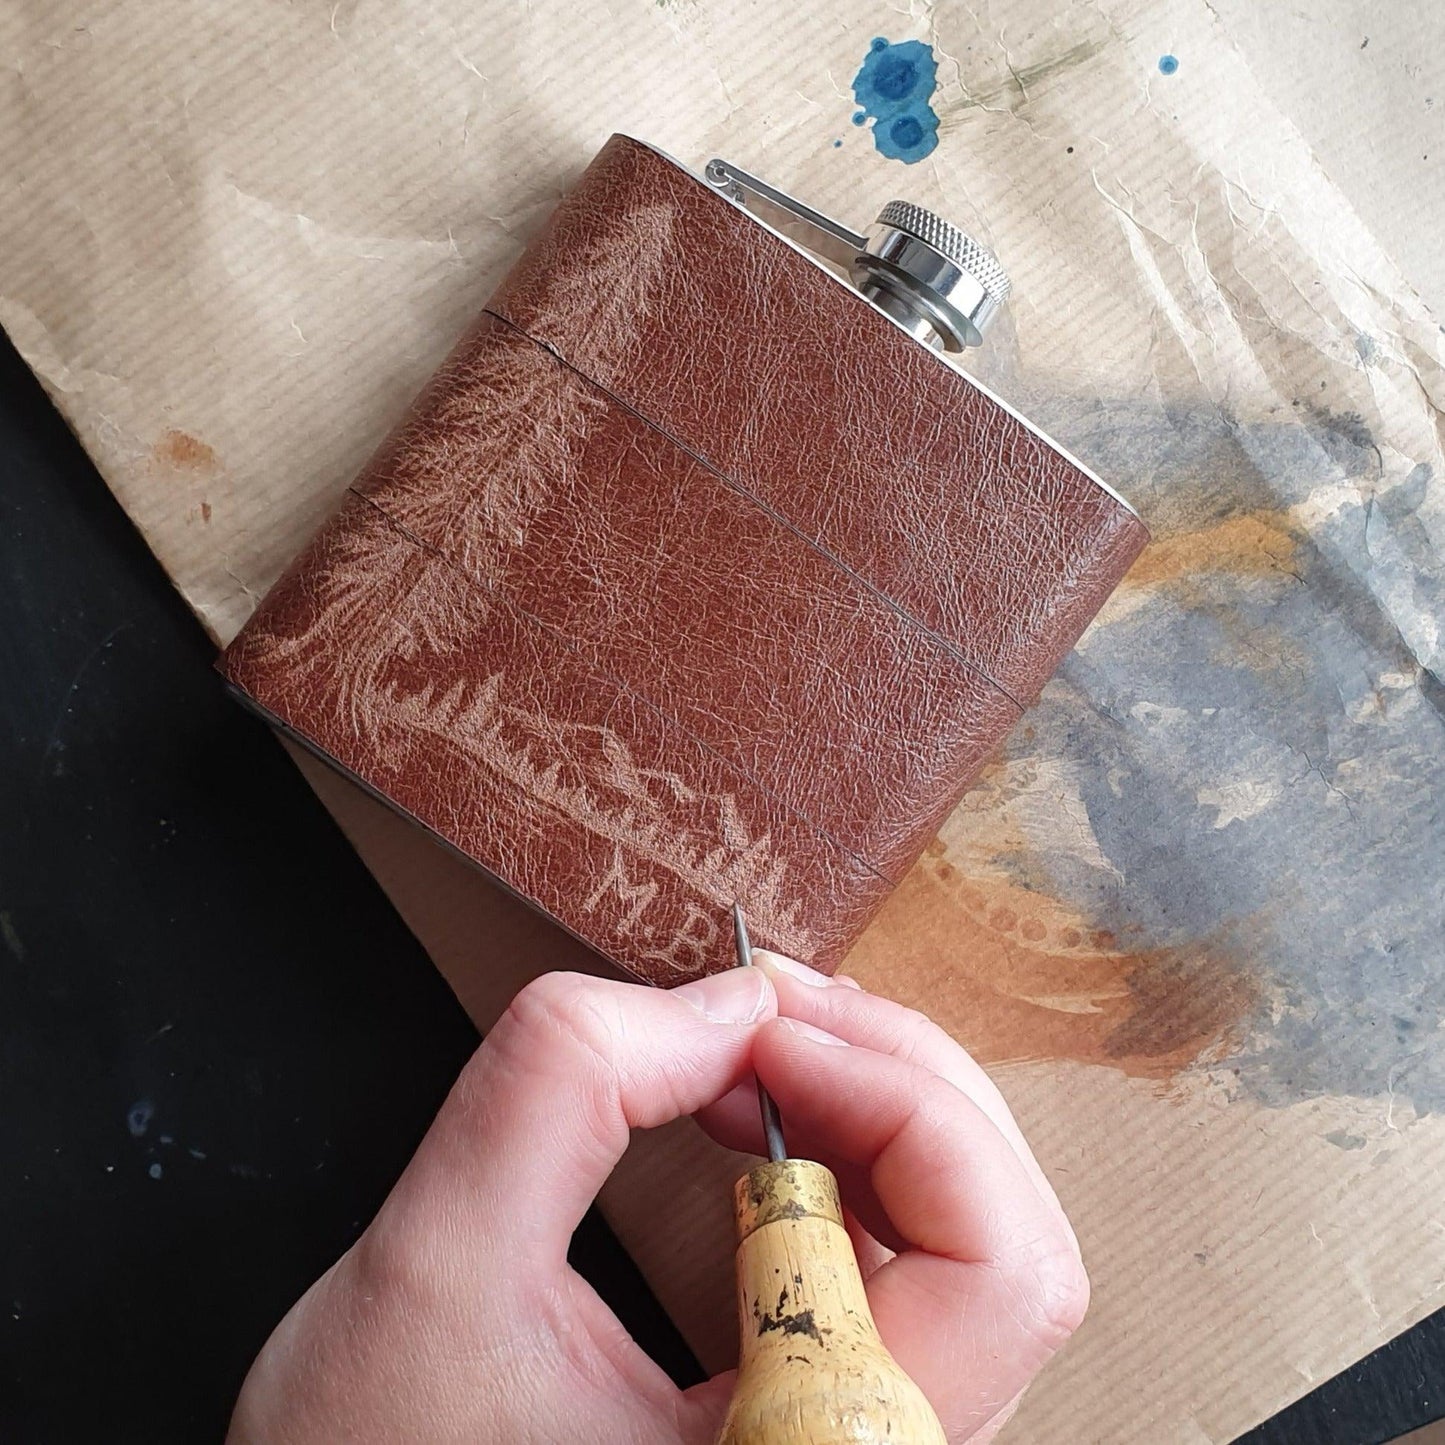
[875,200,1011,305]
[851,201,1011,350]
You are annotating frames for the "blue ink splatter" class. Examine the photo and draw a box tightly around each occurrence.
[852,37,939,163]
[1158,53,1179,75]
[833,138,843,148]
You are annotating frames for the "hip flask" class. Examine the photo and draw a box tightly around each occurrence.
[221,134,1148,984]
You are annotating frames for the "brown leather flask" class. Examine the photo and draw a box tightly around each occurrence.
[220,135,1148,985]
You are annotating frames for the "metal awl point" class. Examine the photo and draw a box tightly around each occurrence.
[733,903,787,1164]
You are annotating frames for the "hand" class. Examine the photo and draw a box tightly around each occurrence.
[228,957,1086,1443]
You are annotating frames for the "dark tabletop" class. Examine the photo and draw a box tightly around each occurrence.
[1,331,1440,1442]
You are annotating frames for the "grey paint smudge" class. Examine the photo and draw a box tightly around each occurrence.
[1324,1130,1369,1150]
[972,385,1444,1111]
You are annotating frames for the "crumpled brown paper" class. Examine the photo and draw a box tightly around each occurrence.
[4,0,1444,1439]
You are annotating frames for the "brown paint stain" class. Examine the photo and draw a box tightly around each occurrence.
[1123,511,1300,588]
[200,501,213,523]
[153,429,218,472]
[848,856,1260,1084]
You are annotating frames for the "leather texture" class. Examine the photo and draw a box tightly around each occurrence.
[488,138,1148,709]
[220,135,1149,983]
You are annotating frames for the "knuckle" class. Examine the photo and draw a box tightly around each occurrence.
[347,1208,447,1313]
[916,1073,973,1134]
[494,973,618,1075]
[486,972,624,1159]
[898,1004,934,1034]
[1043,1240,1091,1338]
[1006,1230,1090,1348]
[895,1006,937,1057]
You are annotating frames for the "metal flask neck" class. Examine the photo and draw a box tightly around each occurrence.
[703,159,1011,354]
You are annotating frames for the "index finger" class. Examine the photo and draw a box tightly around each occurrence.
[378,968,776,1262]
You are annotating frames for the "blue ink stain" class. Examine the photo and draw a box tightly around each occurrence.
[1159,53,1179,75]
[891,114,925,150]
[852,37,939,163]
[833,138,843,148]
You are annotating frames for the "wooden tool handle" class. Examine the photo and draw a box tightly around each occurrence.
[716,1159,947,1445]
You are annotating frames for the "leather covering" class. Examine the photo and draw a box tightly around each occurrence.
[219,136,1148,982]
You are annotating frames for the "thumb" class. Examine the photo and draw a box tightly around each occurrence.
[378,969,776,1260]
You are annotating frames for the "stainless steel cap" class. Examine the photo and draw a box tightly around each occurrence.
[850,201,1011,352]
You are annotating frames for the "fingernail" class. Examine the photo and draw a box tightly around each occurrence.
[674,967,770,1024]
[778,1018,850,1046]
[833,974,864,991]
[754,950,834,988]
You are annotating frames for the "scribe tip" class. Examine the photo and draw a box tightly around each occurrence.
[732,901,752,969]
[733,902,787,1164]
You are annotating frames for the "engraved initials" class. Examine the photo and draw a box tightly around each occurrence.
[642,903,719,975]
[583,848,659,933]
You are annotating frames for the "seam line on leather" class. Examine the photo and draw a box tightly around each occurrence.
[342,486,897,889]
[482,308,1032,715]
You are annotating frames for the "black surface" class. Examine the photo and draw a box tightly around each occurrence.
[1237,1313,1445,1445]
[0,328,1441,1442]
[0,335,698,1441]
